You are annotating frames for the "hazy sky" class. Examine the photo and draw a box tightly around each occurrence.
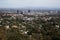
[0,0,60,8]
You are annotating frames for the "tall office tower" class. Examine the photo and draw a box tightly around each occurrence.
[28,10,31,13]
[17,10,19,14]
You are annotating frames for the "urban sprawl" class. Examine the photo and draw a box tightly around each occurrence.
[0,9,60,40]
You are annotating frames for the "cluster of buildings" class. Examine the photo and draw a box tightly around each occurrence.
[0,9,60,28]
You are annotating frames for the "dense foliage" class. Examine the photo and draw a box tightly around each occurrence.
[0,15,60,40]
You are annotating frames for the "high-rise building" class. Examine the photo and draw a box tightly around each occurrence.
[17,10,19,14]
